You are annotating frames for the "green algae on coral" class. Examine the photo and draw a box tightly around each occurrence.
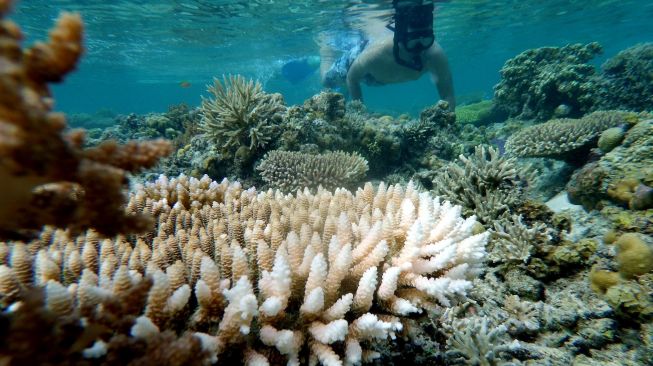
[455,100,501,126]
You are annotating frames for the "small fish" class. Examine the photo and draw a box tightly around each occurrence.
[179,81,191,88]
[553,103,572,117]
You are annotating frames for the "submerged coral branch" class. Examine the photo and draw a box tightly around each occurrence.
[0,2,171,238]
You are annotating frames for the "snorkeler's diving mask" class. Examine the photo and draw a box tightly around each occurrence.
[392,0,435,53]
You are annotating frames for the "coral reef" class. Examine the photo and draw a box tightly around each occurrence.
[488,215,550,266]
[84,104,199,147]
[256,150,369,193]
[566,161,610,210]
[599,43,653,112]
[504,110,637,162]
[493,43,603,121]
[200,75,286,167]
[615,233,653,279]
[564,117,653,213]
[277,92,358,154]
[4,2,653,364]
[431,145,531,225]
[444,316,513,365]
[607,178,651,210]
[0,3,171,239]
[587,232,653,323]
[597,126,626,154]
[1,174,489,364]
[403,100,470,162]
[302,91,346,121]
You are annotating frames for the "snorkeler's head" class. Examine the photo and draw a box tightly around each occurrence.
[392,0,435,53]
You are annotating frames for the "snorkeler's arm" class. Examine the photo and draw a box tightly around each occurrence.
[427,45,455,110]
[346,59,364,101]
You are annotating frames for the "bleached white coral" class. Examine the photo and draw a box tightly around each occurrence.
[220,276,259,335]
[131,316,160,339]
[1,176,489,365]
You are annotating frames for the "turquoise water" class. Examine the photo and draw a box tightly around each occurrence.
[11,0,653,116]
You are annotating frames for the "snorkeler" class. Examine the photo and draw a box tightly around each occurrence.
[320,0,455,110]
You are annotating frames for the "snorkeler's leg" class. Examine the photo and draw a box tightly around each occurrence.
[317,32,338,84]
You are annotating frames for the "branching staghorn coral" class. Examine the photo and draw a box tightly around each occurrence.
[443,315,515,366]
[432,146,530,225]
[0,1,171,239]
[504,110,636,161]
[200,75,285,162]
[257,150,369,193]
[489,215,551,266]
[1,175,488,365]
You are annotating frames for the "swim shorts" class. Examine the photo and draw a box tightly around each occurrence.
[322,32,369,89]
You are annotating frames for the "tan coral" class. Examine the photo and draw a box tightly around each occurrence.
[257,150,369,193]
[505,110,636,159]
[1,174,488,365]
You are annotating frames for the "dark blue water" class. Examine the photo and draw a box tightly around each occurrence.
[10,0,653,116]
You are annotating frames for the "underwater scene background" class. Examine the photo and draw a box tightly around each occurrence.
[1,0,653,365]
[12,0,653,115]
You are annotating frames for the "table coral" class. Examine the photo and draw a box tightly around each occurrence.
[0,1,171,239]
[256,150,369,193]
[504,110,635,162]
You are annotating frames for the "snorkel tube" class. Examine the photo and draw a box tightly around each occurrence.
[389,0,435,71]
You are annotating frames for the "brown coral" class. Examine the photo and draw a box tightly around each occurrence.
[0,2,172,239]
